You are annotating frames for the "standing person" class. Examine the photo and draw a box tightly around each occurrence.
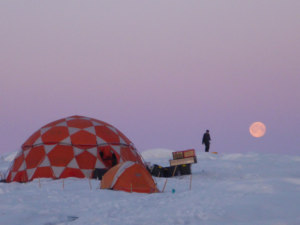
[202,130,211,152]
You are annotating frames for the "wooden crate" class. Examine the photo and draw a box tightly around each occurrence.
[172,151,183,160]
[183,149,195,158]
[169,156,197,166]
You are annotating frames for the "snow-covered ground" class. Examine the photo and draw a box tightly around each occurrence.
[1,149,300,225]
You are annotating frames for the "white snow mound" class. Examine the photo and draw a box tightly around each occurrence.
[141,148,173,159]
[2,150,18,162]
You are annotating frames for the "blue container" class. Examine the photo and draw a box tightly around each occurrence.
[172,189,175,193]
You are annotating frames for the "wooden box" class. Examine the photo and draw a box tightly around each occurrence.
[169,156,197,166]
[183,149,195,158]
[172,151,183,160]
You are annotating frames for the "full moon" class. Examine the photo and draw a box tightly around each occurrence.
[250,122,266,138]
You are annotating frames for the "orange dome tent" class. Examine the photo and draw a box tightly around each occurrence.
[5,115,145,183]
[101,161,159,193]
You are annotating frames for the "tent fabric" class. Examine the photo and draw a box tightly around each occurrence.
[101,161,159,194]
[5,115,145,182]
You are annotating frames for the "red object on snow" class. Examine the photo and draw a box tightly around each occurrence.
[5,115,144,183]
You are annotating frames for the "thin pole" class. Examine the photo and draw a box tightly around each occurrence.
[98,177,102,189]
[101,176,104,189]
[172,165,178,177]
[63,179,64,189]
[189,174,192,190]
[51,167,56,179]
[89,178,92,189]
[157,172,160,177]
[162,179,168,193]
[22,175,27,184]
[39,177,41,189]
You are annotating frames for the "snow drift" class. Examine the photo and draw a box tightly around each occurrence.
[141,148,173,159]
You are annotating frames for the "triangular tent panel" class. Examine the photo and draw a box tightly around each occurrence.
[73,147,84,156]
[87,147,98,157]
[111,145,121,155]
[33,137,43,145]
[41,127,51,135]
[81,169,93,178]
[33,167,55,180]
[95,159,105,169]
[66,158,80,169]
[60,167,84,179]
[44,144,56,154]
[12,170,28,182]
[91,120,103,126]
[55,121,68,127]
[52,166,65,178]
[68,127,81,136]
[23,148,31,158]
[26,168,37,181]
[84,126,96,135]
[39,156,51,167]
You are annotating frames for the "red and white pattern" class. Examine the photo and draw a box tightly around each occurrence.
[6,115,144,182]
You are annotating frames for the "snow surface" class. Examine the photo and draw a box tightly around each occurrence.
[1,149,300,225]
[141,148,173,159]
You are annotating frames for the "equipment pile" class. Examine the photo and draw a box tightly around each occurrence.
[149,149,197,177]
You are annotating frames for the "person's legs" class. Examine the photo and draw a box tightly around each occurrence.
[205,143,210,152]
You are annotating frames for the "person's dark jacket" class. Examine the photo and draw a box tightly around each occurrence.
[202,133,211,144]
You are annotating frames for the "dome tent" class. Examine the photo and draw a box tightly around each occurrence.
[101,161,159,193]
[5,115,145,182]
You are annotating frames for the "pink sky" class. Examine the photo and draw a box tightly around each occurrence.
[1,1,300,155]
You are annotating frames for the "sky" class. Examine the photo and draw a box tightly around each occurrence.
[1,1,299,155]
